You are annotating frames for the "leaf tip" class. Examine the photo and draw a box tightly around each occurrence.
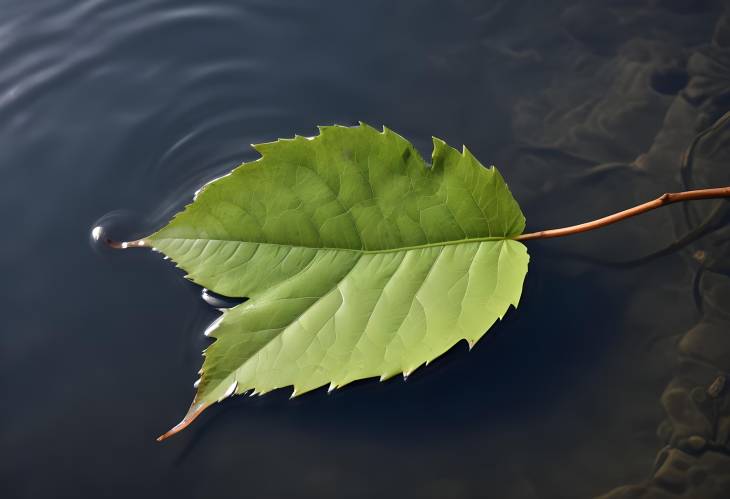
[156,401,211,442]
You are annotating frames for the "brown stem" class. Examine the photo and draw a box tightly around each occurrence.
[514,187,730,241]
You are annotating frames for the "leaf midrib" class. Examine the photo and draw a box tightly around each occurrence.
[151,234,519,255]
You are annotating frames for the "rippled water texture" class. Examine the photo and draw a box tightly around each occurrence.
[3,1,730,498]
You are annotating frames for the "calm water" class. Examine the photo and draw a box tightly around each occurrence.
[3,1,730,498]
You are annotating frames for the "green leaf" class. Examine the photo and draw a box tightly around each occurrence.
[147,123,529,438]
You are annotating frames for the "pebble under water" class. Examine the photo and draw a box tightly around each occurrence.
[3,1,730,498]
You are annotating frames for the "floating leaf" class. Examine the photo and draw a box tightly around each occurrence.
[144,123,529,438]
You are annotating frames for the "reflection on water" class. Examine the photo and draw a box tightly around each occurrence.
[200,289,244,310]
[2,1,730,498]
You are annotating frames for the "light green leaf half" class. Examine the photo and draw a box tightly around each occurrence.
[147,123,529,438]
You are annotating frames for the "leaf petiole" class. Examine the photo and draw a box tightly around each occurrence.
[514,186,730,241]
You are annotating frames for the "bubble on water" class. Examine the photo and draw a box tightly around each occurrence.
[91,226,104,242]
[89,209,148,255]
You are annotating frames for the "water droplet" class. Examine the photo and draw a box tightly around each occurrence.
[89,210,147,255]
[91,226,103,241]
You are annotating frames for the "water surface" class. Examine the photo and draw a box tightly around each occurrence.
[2,1,730,498]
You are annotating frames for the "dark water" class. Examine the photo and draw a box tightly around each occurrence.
[3,1,730,498]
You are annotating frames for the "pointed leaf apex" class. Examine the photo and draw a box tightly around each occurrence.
[156,401,211,442]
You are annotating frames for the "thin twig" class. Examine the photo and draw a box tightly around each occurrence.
[514,187,730,241]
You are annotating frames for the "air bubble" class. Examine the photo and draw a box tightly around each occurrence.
[89,210,147,255]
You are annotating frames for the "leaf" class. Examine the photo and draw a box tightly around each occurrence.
[147,123,529,439]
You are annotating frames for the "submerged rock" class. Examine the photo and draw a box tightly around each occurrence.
[599,6,730,498]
